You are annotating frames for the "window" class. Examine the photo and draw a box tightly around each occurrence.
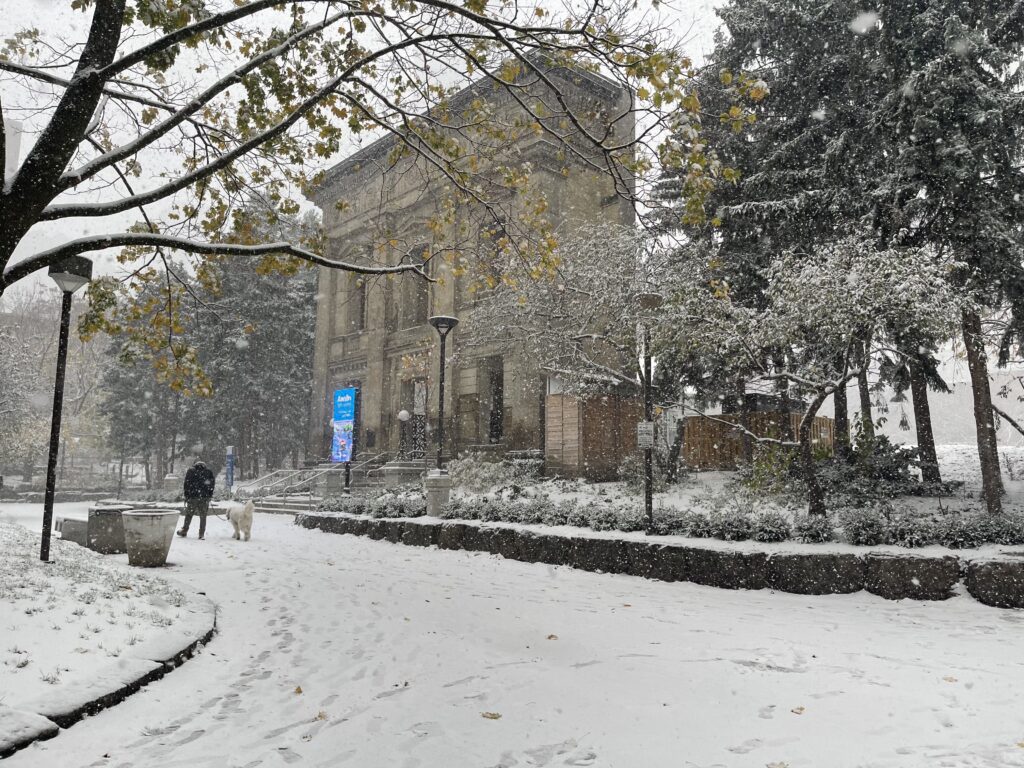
[399,245,431,329]
[349,275,366,332]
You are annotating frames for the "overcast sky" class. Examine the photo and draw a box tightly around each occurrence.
[0,0,724,299]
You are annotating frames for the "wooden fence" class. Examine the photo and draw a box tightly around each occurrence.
[682,413,835,470]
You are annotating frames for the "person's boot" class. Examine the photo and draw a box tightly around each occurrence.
[177,528,187,537]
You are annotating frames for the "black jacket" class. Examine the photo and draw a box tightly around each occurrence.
[184,464,215,500]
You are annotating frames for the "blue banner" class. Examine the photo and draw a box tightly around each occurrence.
[331,388,358,463]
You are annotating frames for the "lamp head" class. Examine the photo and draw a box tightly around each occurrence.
[428,315,459,335]
[48,256,92,294]
[397,409,412,422]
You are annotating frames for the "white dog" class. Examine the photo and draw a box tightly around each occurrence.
[222,500,255,541]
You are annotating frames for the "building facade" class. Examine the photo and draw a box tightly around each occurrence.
[307,66,633,465]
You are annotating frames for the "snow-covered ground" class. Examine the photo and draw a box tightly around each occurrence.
[3,505,1023,767]
[474,443,1024,521]
[0,506,188,711]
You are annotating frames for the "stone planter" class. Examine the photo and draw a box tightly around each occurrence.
[122,509,180,567]
[87,504,132,554]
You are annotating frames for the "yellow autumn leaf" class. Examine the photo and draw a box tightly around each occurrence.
[295,685,303,695]
[481,712,502,720]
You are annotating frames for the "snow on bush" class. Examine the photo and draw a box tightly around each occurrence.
[793,515,835,543]
[447,452,542,493]
[317,475,1024,549]
[752,511,792,543]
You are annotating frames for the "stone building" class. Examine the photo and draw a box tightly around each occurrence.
[307,64,634,466]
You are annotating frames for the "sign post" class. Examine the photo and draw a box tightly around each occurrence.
[225,445,235,490]
[331,388,358,463]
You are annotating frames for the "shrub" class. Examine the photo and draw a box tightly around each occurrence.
[708,510,753,541]
[448,452,540,492]
[477,498,507,522]
[684,511,715,538]
[402,495,427,517]
[817,435,922,501]
[589,504,622,532]
[565,501,591,529]
[615,505,647,532]
[935,510,1024,548]
[741,444,799,495]
[519,496,552,525]
[838,505,891,546]
[438,499,466,519]
[649,513,688,536]
[617,452,669,493]
[540,501,570,527]
[887,511,935,548]
[752,511,792,543]
[793,515,835,543]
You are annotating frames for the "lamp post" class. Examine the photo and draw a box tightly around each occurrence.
[41,256,92,562]
[637,292,663,531]
[428,315,459,470]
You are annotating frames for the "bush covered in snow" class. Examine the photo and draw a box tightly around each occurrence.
[319,485,1024,550]
[832,502,1024,549]
[793,515,835,543]
[752,511,792,543]
[447,452,542,492]
[616,453,669,493]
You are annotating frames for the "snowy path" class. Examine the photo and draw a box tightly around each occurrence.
[6,511,1024,768]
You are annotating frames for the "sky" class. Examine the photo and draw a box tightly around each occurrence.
[0,0,725,299]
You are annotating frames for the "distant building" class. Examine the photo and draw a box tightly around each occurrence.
[307,64,634,469]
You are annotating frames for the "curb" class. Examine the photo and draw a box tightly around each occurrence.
[296,513,1024,609]
[0,589,217,759]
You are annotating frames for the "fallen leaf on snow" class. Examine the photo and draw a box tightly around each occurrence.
[313,710,328,721]
[766,762,789,768]
[547,634,558,640]
[481,712,502,720]
[942,676,958,683]
[790,706,805,715]
[294,685,303,695]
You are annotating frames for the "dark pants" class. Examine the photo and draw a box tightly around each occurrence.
[181,498,210,537]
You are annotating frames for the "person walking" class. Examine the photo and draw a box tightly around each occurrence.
[179,459,215,539]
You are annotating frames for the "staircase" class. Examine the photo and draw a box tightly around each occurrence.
[234,454,389,503]
[251,493,321,515]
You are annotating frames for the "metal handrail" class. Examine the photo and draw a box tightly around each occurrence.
[274,452,389,496]
[234,467,306,495]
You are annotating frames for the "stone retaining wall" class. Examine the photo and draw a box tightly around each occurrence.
[296,513,1024,610]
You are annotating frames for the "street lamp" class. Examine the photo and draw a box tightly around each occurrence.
[637,292,663,531]
[428,315,459,470]
[41,256,92,562]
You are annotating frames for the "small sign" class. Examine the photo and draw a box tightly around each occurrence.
[637,421,655,449]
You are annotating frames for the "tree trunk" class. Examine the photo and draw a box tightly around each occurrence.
[666,421,684,482]
[833,371,850,462]
[738,382,753,464]
[799,394,829,516]
[857,352,874,444]
[962,310,1003,514]
[909,358,941,484]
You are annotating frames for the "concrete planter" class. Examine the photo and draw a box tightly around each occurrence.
[87,504,131,554]
[122,509,179,567]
